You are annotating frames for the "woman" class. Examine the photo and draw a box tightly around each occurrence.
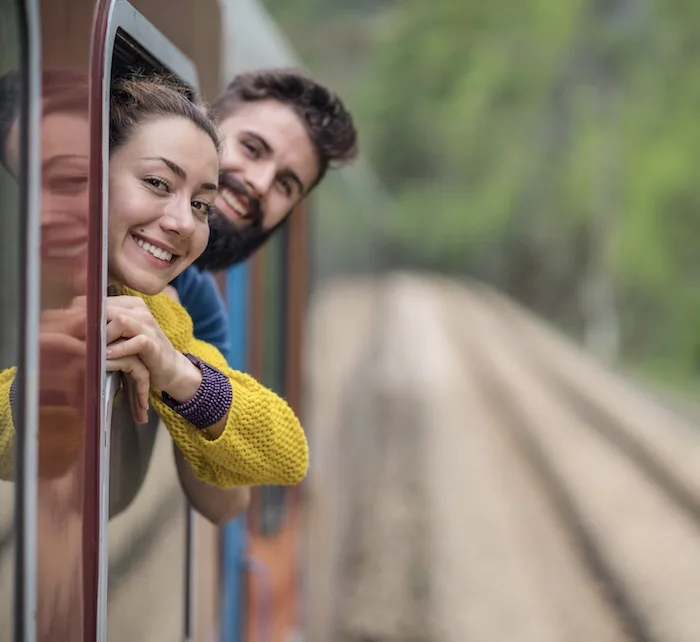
[0,74,309,488]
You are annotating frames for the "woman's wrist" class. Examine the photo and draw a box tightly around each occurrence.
[9,376,18,422]
[161,352,203,402]
[161,353,233,431]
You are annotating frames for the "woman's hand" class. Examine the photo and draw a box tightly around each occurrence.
[105,296,202,404]
[106,346,151,424]
[39,305,87,409]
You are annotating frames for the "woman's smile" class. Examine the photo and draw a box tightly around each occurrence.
[129,232,179,268]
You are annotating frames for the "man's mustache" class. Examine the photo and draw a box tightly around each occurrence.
[217,172,263,226]
[193,210,273,272]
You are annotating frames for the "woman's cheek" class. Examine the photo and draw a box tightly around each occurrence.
[194,223,209,255]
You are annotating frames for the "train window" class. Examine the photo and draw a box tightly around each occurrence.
[0,0,35,638]
[0,1,21,634]
[97,2,199,640]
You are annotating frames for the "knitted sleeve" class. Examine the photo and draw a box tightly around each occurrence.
[0,367,16,481]
[134,289,309,488]
[0,369,83,480]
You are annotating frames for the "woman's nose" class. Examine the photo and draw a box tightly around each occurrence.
[160,198,196,237]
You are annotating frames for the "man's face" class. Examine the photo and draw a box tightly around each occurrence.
[215,99,319,232]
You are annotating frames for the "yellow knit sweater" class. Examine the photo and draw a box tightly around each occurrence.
[0,289,309,487]
[0,367,16,479]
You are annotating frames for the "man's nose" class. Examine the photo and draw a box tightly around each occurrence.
[247,163,276,198]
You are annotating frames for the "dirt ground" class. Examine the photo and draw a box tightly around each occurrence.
[304,272,700,642]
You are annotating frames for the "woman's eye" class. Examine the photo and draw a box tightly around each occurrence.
[46,174,88,195]
[192,201,212,216]
[144,176,169,191]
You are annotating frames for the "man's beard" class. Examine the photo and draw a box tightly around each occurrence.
[194,171,290,272]
[193,210,275,272]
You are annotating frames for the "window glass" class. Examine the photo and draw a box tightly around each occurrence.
[105,33,187,642]
[0,0,24,634]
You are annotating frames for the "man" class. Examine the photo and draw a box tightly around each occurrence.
[169,68,358,523]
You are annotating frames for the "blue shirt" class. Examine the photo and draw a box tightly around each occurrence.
[171,265,230,359]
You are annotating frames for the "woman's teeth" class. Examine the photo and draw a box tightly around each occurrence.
[133,235,173,262]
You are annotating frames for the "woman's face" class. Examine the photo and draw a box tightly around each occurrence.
[38,111,90,305]
[108,116,219,295]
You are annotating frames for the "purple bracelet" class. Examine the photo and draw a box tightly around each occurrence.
[9,377,18,423]
[161,353,232,430]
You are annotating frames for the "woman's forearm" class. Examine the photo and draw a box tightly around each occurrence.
[172,440,250,525]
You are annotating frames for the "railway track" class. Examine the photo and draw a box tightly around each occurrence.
[472,281,700,517]
[439,278,700,642]
[326,273,700,642]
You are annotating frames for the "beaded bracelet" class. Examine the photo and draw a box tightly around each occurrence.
[9,377,17,424]
[162,353,232,430]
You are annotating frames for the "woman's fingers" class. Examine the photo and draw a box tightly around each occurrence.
[106,297,160,333]
[105,297,178,393]
[106,313,147,345]
[106,335,152,361]
[124,375,148,425]
[39,333,85,357]
[106,355,150,423]
[40,309,86,339]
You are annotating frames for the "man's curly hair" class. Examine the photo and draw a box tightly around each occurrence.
[210,68,358,186]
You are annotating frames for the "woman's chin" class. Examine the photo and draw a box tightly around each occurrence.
[111,270,167,296]
[109,261,192,296]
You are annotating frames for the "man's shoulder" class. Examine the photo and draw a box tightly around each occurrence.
[172,265,222,303]
[170,266,230,357]
[172,264,205,292]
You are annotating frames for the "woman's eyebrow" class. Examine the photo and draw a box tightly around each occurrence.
[143,156,217,191]
[143,156,186,179]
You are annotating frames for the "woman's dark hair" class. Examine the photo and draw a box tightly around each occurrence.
[109,75,220,155]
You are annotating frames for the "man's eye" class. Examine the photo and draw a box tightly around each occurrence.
[278,177,292,196]
[243,141,260,158]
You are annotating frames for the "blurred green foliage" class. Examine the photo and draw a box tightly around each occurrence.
[263,0,700,386]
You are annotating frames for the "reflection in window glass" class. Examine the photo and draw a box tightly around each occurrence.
[0,0,23,635]
[107,423,187,641]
